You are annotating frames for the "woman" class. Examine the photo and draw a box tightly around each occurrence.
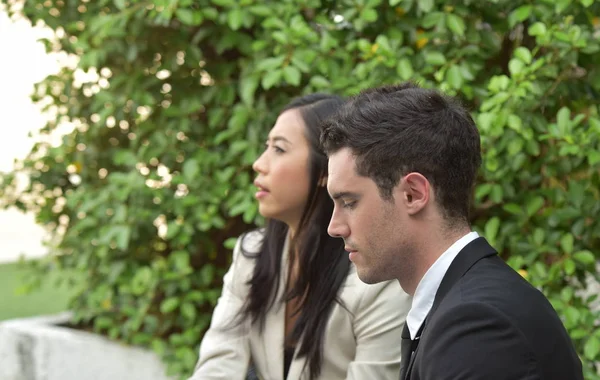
[190,94,411,380]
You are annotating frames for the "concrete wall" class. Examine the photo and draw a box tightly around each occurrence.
[0,313,174,380]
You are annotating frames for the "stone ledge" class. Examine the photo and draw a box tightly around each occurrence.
[0,312,174,380]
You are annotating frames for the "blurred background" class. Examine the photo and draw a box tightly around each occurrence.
[0,0,599,379]
[0,5,74,321]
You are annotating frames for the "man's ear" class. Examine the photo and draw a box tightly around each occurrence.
[398,172,430,215]
[318,175,328,187]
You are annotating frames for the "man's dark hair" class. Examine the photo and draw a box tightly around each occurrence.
[320,82,482,223]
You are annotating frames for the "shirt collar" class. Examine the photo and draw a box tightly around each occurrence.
[405,231,480,339]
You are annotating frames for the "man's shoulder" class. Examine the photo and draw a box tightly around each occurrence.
[441,255,553,315]
[431,255,569,345]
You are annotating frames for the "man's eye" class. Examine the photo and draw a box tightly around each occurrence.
[342,200,356,209]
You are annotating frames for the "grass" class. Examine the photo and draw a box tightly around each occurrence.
[0,260,78,321]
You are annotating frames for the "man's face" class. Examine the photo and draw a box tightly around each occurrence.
[327,148,414,284]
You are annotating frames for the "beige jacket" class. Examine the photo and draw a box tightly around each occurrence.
[189,230,411,380]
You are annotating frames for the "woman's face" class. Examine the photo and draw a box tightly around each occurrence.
[252,108,312,231]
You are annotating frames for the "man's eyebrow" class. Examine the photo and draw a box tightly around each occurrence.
[330,191,360,200]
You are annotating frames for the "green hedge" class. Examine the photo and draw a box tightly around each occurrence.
[1,0,599,378]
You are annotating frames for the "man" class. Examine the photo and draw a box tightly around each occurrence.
[320,82,583,380]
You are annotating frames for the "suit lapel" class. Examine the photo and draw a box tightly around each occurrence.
[402,237,497,380]
[429,237,497,316]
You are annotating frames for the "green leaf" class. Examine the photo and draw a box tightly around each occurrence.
[526,196,544,217]
[115,226,131,251]
[556,107,571,134]
[310,76,330,89]
[477,112,494,132]
[181,302,197,320]
[131,267,153,296]
[283,66,301,86]
[446,14,466,37]
[580,0,593,6]
[160,297,180,314]
[573,250,595,265]
[488,75,510,92]
[176,9,202,26]
[212,0,235,6]
[239,75,259,106]
[570,329,588,339]
[588,151,600,165]
[249,5,272,16]
[584,336,600,360]
[508,58,525,75]
[507,114,523,132]
[418,0,434,13]
[228,106,249,131]
[475,183,492,200]
[361,9,378,22]
[200,264,215,286]
[514,47,532,64]
[256,56,285,71]
[166,221,181,240]
[183,159,200,181]
[564,259,576,275]
[528,22,547,36]
[261,70,282,89]
[555,0,572,13]
[564,306,580,326]
[485,217,500,244]
[113,150,137,166]
[424,51,446,66]
[446,64,463,89]
[503,203,523,215]
[421,12,444,28]
[533,228,545,245]
[560,286,575,303]
[224,237,238,249]
[272,31,288,44]
[560,234,574,254]
[114,0,126,10]
[508,5,532,27]
[397,58,414,81]
[228,8,244,30]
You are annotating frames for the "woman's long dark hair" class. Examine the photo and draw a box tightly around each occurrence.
[240,94,350,379]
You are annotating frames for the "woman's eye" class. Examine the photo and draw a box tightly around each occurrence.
[273,146,285,154]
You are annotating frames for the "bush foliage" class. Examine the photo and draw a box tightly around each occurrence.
[2,0,599,378]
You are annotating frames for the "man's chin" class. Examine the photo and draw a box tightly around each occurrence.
[355,269,384,285]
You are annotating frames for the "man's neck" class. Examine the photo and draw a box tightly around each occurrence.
[400,226,472,295]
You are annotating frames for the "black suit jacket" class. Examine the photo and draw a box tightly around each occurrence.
[402,237,583,380]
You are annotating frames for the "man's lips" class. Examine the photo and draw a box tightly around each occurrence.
[344,245,359,261]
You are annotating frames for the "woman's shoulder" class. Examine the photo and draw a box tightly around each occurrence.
[234,228,265,257]
[223,229,265,295]
[339,265,411,313]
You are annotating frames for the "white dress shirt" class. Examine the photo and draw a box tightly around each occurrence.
[406,231,480,339]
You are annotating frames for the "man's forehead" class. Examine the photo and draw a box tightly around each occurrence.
[327,149,358,189]
[328,148,355,172]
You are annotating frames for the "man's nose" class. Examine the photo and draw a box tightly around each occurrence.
[327,210,349,238]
